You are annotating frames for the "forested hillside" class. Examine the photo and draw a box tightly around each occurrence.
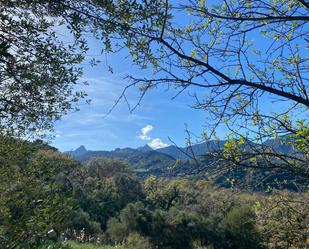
[1,0,309,248]
[68,139,309,192]
[1,140,308,249]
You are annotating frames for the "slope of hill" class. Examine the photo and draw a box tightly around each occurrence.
[70,145,87,158]
[67,136,299,171]
[137,144,153,152]
[263,136,295,154]
[67,146,177,173]
[68,136,295,168]
[156,140,227,159]
[66,137,308,191]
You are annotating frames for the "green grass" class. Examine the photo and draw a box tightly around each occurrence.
[67,241,124,249]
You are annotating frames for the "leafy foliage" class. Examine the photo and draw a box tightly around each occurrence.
[1,2,309,249]
[0,140,82,248]
[1,142,308,249]
[256,191,309,249]
[0,1,88,137]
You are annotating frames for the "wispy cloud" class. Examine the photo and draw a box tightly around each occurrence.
[148,138,169,149]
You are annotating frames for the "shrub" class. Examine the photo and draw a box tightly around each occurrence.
[124,233,152,249]
[224,204,263,249]
[106,217,128,243]
[255,191,309,249]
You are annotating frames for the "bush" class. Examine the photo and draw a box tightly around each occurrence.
[255,191,309,249]
[106,202,152,244]
[68,210,102,236]
[224,204,263,249]
[124,233,152,249]
[106,217,128,243]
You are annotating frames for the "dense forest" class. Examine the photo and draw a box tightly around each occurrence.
[68,142,309,192]
[1,0,309,248]
[0,139,308,249]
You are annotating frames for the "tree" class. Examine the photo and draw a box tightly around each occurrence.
[87,158,131,179]
[255,191,309,248]
[0,0,88,137]
[225,204,262,249]
[49,0,309,179]
[143,176,189,211]
[78,158,142,230]
[3,1,308,179]
[0,147,82,248]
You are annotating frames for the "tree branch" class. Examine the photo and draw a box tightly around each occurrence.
[157,38,309,107]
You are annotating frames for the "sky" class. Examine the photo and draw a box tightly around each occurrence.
[52,64,218,151]
[51,0,231,152]
[51,1,308,152]
[50,0,226,152]
[52,44,213,152]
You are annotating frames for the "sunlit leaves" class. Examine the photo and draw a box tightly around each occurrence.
[256,191,309,248]
[0,143,81,248]
[0,2,88,138]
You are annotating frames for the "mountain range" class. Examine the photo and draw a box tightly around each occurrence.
[68,137,294,173]
[68,144,177,175]
[67,137,308,191]
[67,141,229,176]
[69,140,227,161]
[69,136,294,162]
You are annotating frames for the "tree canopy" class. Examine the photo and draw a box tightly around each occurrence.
[1,1,309,248]
[0,0,88,137]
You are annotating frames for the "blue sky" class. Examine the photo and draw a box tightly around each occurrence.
[52,70,212,151]
[51,0,227,152]
[51,1,308,152]
[52,46,213,151]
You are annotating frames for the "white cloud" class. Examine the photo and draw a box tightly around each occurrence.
[141,125,153,136]
[137,125,169,149]
[148,138,169,149]
[138,125,153,141]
